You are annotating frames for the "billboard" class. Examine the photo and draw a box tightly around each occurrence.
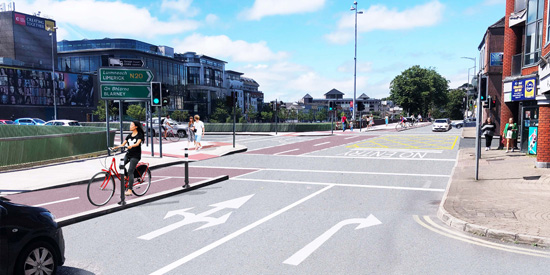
[0,66,94,107]
[511,77,536,101]
[13,12,55,31]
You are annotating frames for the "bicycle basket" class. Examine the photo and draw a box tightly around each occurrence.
[134,163,148,178]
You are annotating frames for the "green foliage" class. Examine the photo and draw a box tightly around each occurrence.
[316,108,328,122]
[389,65,449,116]
[126,104,146,121]
[247,106,258,122]
[93,101,118,121]
[171,110,189,122]
[238,116,247,123]
[445,89,466,120]
[210,100,230,123]
[261,111,273,121]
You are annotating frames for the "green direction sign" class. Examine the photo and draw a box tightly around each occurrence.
[100,84,151,100]
[99,68,153,83]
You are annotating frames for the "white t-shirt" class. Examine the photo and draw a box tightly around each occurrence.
[194,121,205,136]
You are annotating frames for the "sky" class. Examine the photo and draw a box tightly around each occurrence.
[11,0,506,102]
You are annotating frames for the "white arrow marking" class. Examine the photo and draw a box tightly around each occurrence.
[147,71,153,82]
[138,194,254,240]
[283,215,382,266]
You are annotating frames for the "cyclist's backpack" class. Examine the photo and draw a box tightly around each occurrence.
[134,163,147,178]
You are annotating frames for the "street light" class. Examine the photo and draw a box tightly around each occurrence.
[462,56,481,180]
[350,1,363,121]
[48,26,59,120]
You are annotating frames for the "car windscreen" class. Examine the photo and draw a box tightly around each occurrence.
[68,122,81,126]
[434,119,447,123]
[34,119,46,124]
[4,121,14,124]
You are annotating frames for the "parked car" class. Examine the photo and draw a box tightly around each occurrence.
[432,118,452,132]
[0,197,65,274]
[464,117,477,127]
[451,120,464,129]
[13,118,46,125]
[0,120,14,125]
[44,120,82,126]
[143,117,188,138]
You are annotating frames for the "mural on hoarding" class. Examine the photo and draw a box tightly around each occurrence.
[0,66,94,107]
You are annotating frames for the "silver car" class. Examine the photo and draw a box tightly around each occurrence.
[143,117,188,138]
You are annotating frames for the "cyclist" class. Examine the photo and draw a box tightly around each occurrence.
[112,120,144,198]
[162,115,172,140]
[400,115,406,127]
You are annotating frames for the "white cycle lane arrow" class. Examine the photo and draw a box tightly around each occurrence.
[283,214,382,266]
[138,194,255,241]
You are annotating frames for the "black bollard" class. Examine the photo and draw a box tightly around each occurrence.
[183,147,190,189]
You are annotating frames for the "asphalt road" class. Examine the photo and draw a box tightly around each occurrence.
[45,126,550,274]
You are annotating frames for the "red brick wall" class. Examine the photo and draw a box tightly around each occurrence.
[537,105,550,163]
[501,0,517,135]
[521,66,538,75]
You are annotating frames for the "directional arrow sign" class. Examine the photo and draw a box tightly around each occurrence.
[283,215,382,266]
[99,68,153,83]
[100,84,151,100]
[138,194,255,240]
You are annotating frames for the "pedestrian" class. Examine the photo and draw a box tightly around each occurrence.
[418,113,422,122]
[111,121,144,199]
[481,117,496,151]
[186,116,195,149]
[385,115,388,127]
[370,116,375,129]
[503,117,518,153]
[342,114,347,132]
[350,120,353,131]
[194,115,205,151]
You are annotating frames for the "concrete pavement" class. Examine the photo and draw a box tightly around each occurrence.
[439,127,550,246]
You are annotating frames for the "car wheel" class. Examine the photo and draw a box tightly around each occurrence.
[15,241,59,275]
[178,130,186,138]
[456,125,462,129]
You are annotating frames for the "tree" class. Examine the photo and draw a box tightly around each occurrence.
[389,65,449,117]
[210,100,230,123]
[445,89,466,120]
[316,108,328,122]
[93,101,118,121]
[260,111,273,122]
[126,104,146,121]
[171,110,189,122]
[247,106,258,122]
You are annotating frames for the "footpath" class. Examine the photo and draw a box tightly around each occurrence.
[439,127,550,246]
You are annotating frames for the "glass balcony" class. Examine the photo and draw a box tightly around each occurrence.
[512,54,522,76]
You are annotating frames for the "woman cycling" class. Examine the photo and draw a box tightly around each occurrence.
[186,116,195,148]
[112,121,144,197]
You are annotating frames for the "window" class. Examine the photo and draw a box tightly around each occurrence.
[525,0,544,66]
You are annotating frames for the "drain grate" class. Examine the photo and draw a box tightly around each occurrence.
[523,176,541,180]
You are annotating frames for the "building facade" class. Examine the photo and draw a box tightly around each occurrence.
[503,0,550,167]
[298,89,382,115]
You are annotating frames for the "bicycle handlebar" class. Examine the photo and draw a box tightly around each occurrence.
[108,146,127,153]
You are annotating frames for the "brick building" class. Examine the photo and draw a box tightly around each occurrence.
[503,0,550,167]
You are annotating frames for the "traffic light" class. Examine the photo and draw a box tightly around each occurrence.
[272,100,277,111]
[329,101,334,111]
[161,84,170,106]
[489,98,497,109]
[151,82,162,107]
[226,91,236,108]
[479,76,488,101]
[357,102,365,111]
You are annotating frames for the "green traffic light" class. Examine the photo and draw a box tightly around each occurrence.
[154,98,160,104]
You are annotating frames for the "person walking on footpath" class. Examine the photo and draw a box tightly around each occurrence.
[186,116,195,149]
[350,120,354,131]
[385,115,388,127]
[111,121,144,199]
[193,115,205,151]
[503,117,518,153]
[342,114,347,132]
[418,113,422,122]
[481,117,496,151]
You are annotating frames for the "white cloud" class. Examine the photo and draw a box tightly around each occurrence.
[205,14,219,25]
[173,34,288,62]
[325,1,445,44]
[15,0,199,39]
[161,0,199,16]
[241,0,325,21]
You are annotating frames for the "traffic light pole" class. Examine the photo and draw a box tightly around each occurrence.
[119,100,124,146]
[475,75,482,180]
[233,96,236,148]
[158,106,162,158]
[106,100,111,156]
[331,111,334,135]
[150,102,154,157]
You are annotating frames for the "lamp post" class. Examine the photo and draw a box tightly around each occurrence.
[462,56,481,180]
[350,1,363,121]
[48,26,58,120]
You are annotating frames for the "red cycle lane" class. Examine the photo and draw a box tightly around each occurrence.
[5,166,257,220]
[245,135,378,156]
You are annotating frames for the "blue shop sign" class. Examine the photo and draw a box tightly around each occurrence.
[511,77,536,101]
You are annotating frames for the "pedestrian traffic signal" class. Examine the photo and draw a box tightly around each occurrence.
[151,82,162,107]
[357,102,365,111]
[329,101,335,111]
[479,76,488,102]
[226,91,236,108]
[161,84,170,106]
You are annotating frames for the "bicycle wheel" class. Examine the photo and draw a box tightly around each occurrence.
[132,167,151,196]
[395,123,400,131]
[168,131,180,142]
[87,171,115,206]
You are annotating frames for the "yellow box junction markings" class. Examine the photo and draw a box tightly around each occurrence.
[347,135,459,150]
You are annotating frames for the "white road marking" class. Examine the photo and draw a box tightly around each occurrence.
[243,153,455,161]
[313,142,331,147]
[414,216,550,258]
[232,178,445,192]
[192,166,450,178]
[274,149,300,155]
[246,137,326,152]
[33,197,80,207]
[150,185,335,275]
[284,215,382,265]
[345,136,362,139]
[346,148,444,153]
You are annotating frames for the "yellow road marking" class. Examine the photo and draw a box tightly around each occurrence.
[413,215,550,258]
[348,135,459,150]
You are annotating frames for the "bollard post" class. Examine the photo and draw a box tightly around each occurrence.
[183,147,190,189]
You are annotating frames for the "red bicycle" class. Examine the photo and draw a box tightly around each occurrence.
[87,147,151,206]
